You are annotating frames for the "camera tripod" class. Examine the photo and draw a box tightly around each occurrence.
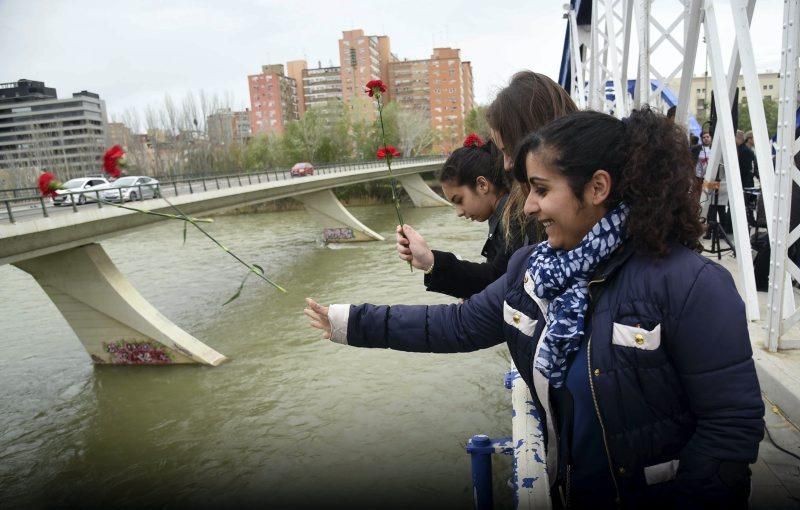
[703,180,736,260]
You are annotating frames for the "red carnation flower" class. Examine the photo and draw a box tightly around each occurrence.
[103,144,126,179]
[37,171,62,198]
[376,145,401,159]
[365,80,387,97]
[463,133,484,148]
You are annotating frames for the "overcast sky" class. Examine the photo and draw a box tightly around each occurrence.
[0,0,783,126]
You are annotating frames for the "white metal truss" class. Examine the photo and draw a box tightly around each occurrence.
[567,0,798,347]
[702,0,760,320]
[632,0,693,111]
[768,0,800,351]
[568,6,591,109]
[589,0,632,116]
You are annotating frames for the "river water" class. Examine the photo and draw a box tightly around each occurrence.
[0,204,513,509]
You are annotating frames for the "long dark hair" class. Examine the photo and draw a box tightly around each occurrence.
[437,139,507,194]
[486,71,577,244]
[513,107,703,255]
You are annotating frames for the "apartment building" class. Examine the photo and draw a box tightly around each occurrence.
[207,108,252,145]
[668,72,782,120]
[0,79,109,180]
[246,29,475,150]
[248,64,299,136]
[389,59,431,121]
[338,29,394,121]
[303,65,344,118]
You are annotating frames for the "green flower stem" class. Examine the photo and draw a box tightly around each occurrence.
[160,196,287,293]
[375,92,412,272]
[99,199,213,223]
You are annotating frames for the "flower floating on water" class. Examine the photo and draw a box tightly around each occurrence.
[103,144,126,179]
[37,171,62,198]
[376,145,401,159]
[105,340,173,365]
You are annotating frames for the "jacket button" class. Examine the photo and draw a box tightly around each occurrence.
[618,467,626,475]
[635,334,645,345]
[593,368,600,377]
[512,313,521,324]
[524,275,529,284]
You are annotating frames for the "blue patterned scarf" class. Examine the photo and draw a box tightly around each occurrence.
[527,203,629,388]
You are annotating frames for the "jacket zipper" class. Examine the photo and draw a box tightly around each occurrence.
[566,464,572,508]
[586,277,621,506]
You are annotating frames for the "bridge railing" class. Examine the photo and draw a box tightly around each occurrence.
[0,155,446,224]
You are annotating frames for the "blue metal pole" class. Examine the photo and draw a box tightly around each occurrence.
[467,434,494,510]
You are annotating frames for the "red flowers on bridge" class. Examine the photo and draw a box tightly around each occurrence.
[376,145,401,159]
[37,171,62,198]
[103,145,126,179]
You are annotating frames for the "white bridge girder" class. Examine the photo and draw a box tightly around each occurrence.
[13,243,227,366]
[295,174,449,243]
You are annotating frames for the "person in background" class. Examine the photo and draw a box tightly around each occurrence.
[305,107,763,509]
[745,130,759,180]
[736,130,756,189]
[397,133,514,299]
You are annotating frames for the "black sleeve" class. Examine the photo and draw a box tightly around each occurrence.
[423,249,510,300]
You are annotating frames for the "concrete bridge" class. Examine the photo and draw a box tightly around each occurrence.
[0,157,449,367]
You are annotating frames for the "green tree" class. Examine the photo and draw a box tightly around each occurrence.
[465,106,490,139]
[738,96,779,137]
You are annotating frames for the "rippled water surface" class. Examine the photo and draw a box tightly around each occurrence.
[0,204,513,508]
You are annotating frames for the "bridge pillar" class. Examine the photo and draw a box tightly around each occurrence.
[295,189,385,243]
[12,243,227,366]
[397,174,451,207]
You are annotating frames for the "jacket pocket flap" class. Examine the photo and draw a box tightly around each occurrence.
[612,322,661,350]
[644,459,679,485]
[503,301,537,336]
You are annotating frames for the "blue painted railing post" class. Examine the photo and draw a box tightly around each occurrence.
[467,434,494,510]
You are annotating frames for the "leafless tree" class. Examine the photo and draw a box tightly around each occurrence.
[397,110,438,157]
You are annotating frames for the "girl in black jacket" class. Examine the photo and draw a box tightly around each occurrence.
[396,134,516,299]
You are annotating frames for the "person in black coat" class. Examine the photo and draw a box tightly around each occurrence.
[395,133,519,299]
[306,108,763,509]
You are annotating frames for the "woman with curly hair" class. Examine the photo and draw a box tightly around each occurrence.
[305,107,763,508]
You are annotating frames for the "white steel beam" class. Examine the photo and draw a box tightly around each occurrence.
[704,0,760,320]
[676,0,703,129]
[768,0,800,351]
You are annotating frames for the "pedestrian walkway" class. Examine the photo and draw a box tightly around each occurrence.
[752,397,800,509]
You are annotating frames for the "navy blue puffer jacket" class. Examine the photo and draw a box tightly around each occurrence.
[342,244,764,508]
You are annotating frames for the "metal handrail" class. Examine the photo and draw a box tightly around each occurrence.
[0,156,445,224]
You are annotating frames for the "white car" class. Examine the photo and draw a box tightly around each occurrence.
[100,176,160,202]
[52,177,111,206]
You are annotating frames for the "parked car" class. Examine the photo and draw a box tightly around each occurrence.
[99,176,160,202]
[290,162,314,177]
[52,177,110,206]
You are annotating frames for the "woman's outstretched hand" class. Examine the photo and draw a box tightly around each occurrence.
[396,225,434,271]
[304,298,331,339]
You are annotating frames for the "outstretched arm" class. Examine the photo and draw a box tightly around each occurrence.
[304,259,513,353]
